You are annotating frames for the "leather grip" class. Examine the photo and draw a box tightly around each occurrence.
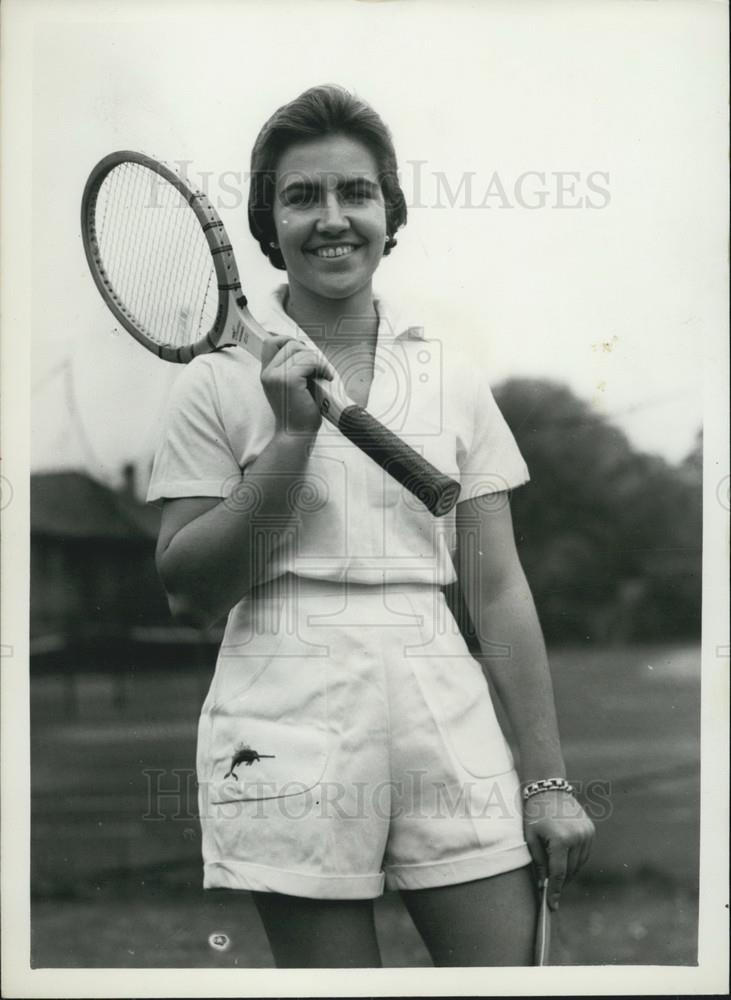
[338,404,461,517]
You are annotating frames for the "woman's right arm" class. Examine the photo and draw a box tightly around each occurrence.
[155,335,334,629]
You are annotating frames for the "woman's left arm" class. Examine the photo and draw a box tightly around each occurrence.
[455,494,595,910]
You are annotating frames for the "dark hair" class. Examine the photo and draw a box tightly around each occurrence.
[248,84,407,270]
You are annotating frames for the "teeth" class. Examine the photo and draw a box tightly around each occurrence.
[314,245,355,258]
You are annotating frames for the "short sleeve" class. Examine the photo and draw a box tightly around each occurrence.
[146,357,242,503]
[457,368,530,501]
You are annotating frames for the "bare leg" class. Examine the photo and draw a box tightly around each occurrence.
[251,891,383,968]
[399,865,537,967]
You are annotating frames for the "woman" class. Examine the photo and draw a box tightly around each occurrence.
[147,84,594,968]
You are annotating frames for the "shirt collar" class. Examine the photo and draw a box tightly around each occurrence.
[259,284,425,346]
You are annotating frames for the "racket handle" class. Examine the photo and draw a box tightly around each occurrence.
[533,878,552,966]
[336,404,461,517]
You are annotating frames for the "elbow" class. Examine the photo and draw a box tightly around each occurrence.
[155,543,252,630]
[156,556,225,630]
[165,589,223,631]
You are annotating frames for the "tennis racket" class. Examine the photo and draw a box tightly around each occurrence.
[80,150,461,517]
[533,877,552,966]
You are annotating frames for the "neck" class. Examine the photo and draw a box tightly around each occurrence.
[284,281,378,351]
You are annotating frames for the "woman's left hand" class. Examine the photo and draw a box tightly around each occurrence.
[523,791,595,911]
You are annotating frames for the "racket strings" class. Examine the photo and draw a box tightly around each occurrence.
[158,182,194,340]
[119,166,143,313]
[92,162,217,347]
[168,205,206,343]
[167,185,216,345]
[161,177,217,345]
[138,165,211,344]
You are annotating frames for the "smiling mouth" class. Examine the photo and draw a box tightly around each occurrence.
[309,244,360,259]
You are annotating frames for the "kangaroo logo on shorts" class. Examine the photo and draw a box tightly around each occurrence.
[224,742,275,779]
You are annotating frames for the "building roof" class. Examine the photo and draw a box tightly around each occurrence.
[31,471,160,540]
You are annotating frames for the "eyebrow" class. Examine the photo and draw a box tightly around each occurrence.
[279,177,381,196]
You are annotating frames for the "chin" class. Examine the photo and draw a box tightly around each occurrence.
[316,280,365,300]
[307,270,374,300]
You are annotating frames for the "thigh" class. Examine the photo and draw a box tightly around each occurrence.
[251,891,383,968]
[399,865,537,967]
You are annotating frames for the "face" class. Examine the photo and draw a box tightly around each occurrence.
[272,133,388,302]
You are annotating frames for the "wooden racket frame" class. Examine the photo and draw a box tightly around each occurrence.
[81,150,247,364]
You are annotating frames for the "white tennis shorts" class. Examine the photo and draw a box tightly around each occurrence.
[196,575,532,899]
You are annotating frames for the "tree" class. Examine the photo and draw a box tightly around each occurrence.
[491,379,702,643]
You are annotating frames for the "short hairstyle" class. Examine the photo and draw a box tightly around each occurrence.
[248,84,407,270]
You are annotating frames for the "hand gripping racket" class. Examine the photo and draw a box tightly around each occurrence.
[80,151,461,517]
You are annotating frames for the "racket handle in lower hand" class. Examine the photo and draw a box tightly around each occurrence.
[337,404,461,517]
[533,878,551,966]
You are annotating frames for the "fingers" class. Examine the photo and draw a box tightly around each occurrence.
[566,843,582,883]
[259,333,293,369]
[524,828,548,887]
[258,334,336,435]
[528,826,571,909]
[262,336,335,381]
[549,824,594,904]
[546,848,568,911]
[576,821,595,876]
[566,813,594,881]
[525,803,595,912]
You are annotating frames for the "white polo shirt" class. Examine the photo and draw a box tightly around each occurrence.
[147,285,529,587]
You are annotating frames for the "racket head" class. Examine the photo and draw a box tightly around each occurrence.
[81,150,242,363]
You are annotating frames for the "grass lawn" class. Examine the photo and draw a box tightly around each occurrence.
[32,873,698,968]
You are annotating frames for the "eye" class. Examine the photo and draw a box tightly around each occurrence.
[281,186,320,207]
[342,183,372,203]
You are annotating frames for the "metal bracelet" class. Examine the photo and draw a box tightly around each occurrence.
[522,777,575,801]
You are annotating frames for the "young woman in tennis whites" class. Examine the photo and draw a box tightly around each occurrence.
[147,85,594,967]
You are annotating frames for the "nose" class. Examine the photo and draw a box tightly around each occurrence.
[316,192,349,235]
